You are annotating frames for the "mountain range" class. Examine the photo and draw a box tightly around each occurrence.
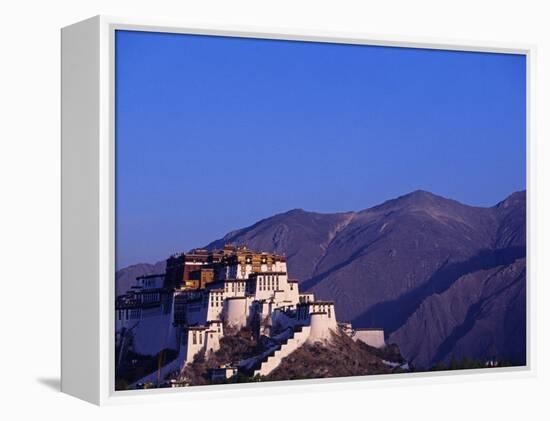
[116,190,526,369]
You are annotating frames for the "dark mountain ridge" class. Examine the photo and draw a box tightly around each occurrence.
[117,190,526,368]
[204,189,526,368]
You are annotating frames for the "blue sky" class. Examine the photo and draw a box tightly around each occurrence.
[115,30,526,268]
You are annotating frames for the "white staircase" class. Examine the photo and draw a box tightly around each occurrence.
[253,325,311,377]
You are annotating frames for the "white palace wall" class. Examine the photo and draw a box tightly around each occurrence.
[353,329,386,348]
[307,312,336,344]
[184,328,208,362]
[224,296,252,329]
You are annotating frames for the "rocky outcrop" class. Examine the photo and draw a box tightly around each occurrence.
[266,331,406,381]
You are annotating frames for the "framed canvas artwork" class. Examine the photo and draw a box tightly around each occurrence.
[61,16,532,405]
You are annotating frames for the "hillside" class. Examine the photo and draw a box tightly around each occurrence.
[265,332,407,381]
[180,328,406,386]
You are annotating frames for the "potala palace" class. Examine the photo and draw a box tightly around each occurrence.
[116,245,386,388]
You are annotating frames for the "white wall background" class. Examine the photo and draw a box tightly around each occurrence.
[0,0,548,419]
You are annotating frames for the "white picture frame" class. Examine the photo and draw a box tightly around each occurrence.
[61,15,535,405]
